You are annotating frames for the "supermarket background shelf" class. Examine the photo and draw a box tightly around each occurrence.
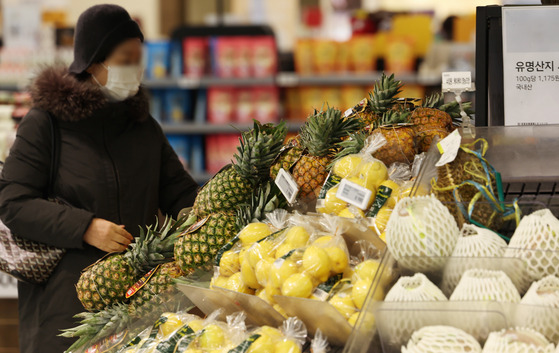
[190,172,214,184]
[160,121,304,134]
[143,72,442,89]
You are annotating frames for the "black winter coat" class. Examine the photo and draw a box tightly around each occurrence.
[0,67,199,353]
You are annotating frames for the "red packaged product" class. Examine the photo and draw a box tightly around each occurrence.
[207,88,236,124]
[252,86,279,123]
[235,37,252,78]
[214,37,237,78]
[183,37,208,77]
[235,88,254,123]
[251,36,277,77]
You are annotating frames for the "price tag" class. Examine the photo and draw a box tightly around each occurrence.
[442,71,472,91]
[344,108,354,117]
[275,168,299,204]
[336,178,373,211]
[435,129,462,167]
[276,73,299,87]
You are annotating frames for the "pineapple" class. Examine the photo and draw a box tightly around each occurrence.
[175,182,284,274]
[128,262,184,318]
[192,121,286,216]
[292,108,362,202]
[411,93,456,153]
[372,111,416,166]
[270,135,304,179]
[355,73,403,126]
[76,217,191,312]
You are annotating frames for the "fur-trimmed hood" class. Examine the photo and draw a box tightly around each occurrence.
[29,66,149,122]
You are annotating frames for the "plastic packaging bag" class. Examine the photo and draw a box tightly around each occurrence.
[311,329,329,353]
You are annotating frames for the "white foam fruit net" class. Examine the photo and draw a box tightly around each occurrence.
[482,327,555,353]
[385,273,447,302]
[505,209,559,282]
[402,325,482,353]
[386,195,460,273]
[450,269,521,303]
[441,224,508,296]
[519,275,559,344]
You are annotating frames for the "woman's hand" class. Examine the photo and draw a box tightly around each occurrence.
[83,218,133,253]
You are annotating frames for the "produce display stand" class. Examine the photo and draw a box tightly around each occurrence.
[343,125,559,353]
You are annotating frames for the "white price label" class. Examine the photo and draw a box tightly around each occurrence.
[275,168,299,204]
[276,73,299,87]
[344,108,354,117]
[336,178,373,211]
[442,71,472,91]
[178,77,201,88]
[435,129,462,167]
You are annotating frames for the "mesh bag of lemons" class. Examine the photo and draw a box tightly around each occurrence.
[115,309,321,353]
[315,133,422,241]
[211,211,392,329]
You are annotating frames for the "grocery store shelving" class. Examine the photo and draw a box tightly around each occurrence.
[190,172,214,184]
[143,72,442,89]
[160,121,304,134]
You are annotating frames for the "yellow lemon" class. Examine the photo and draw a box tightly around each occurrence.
[256,287,273,304]
[359,161,388,189]
[285,226,310,247]
[188,319,204,333]
[329,293,357,319]
[199,324,225,349]
[275,242,297,259]
[333,155,364,178]
[219,250,240,277]
[270,259,299,289]
[302,246,331,283]
[247,241,275,268]
[312,235,333,246]
[240,258,261,290]
[275,339,302,353]
[257,326,284,342]
[159,313,183,337]
[380,232,386,242]
[351,279,385,309]
[238,223,272,246]
[210,275,229,289]
[338,207,366,218]
[373,207,393,234]
[317,186,347,215]
[247,334,275,353]
[281,273,313,298]
[255,257,274,287]
[226,272,253,294]
[352,259,391,287]
[348,312,360,327]
[325,246,349,274]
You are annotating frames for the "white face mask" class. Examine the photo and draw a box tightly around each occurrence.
[93,64,144,101]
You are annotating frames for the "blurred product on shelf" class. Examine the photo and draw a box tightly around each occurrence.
[205,134,239,175]
[207,86,279,124]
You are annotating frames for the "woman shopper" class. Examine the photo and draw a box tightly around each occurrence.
[0,5,199,353]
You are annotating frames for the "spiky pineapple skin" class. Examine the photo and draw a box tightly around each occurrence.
[270,137,304,179]
[76,254,136,312]
[373,126,416,166]
[416,125,449,153]
[128,262,184,318]
[411,107,452,131]
[192,166,252,216]
[292,155,330,201]
[174,212,238,274]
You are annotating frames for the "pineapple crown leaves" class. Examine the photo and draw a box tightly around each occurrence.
[422,93,445,108]
[373,110,411,129]
[330,131,369,168]
[422,93,475,124]
[125,216,192,274]
[236,182,286,230]
[368,73,403,114]
[233,120,288,181]
[60,303,130,352]
[300,107,363,158]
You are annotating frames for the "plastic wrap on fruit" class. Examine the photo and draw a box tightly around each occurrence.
[272,317,307,353]
[266,209,291,232]
[311,329,329,353]
[317,133,388,215]
[180,309,239,352]
[482,327,554,353]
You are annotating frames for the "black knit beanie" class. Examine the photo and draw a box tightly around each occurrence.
[69,4,144,74]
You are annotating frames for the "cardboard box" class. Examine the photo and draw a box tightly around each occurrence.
[183,37,209,77]
[207,87,235,124]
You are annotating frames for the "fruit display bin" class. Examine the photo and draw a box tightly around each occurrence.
[343,197,559,353]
